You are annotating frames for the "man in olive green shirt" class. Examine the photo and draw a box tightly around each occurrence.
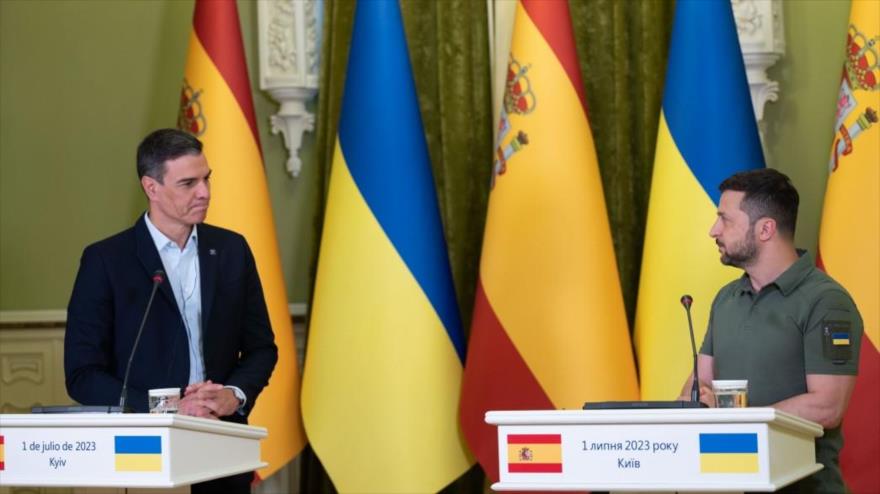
[681,169,863,493]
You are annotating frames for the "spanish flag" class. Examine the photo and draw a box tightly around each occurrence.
[178,0,306,478]
[820,2,879,491]
[634,0,764,401]
[506,434,562,474]
[459,0,639,481]
[300,1,472,492]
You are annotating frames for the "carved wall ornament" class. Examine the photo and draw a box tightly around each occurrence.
[267,1,295,74]
[732,0,785,124]
[258,0,322,177]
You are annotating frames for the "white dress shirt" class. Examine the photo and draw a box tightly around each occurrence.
[143,214,247,411]
[144,212,205,385]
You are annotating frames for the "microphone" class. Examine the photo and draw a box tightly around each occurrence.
[118,269,165,412]
[680,294,700,404]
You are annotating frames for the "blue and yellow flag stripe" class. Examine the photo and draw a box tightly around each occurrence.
[662,1,764,204]
[336,6,465,358]
[699,433,758,453]
[114,436,161,472]
[700,453,759,473]
[301,1,472,492]
[832,332,850,345]
[114,436,161,454]
[635,0,765,400]
[699,433,759,474]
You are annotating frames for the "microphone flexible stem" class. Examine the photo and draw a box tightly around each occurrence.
[685,306,700,403]
[119,275,163,411]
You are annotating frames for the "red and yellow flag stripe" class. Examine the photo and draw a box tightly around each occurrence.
[506,434,562,473]
[180,0,305,478]
[819,2,879,491]
[461,0,638,481]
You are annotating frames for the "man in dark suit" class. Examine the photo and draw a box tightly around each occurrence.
[64,128,278,493]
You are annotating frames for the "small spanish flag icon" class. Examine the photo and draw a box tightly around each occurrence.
[506,434,562,473]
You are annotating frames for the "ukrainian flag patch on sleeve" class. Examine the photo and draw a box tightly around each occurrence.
[823,321,853,363]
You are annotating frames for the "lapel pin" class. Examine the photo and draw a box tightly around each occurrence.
[209,249,217,256]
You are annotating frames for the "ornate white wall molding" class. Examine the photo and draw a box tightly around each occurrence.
[257,0,322,178]
[732,0,785,122]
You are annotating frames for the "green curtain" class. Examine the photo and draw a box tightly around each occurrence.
[570,0,674,324]
[303,0,673,491]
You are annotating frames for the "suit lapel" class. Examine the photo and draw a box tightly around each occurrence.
[198,225,218,335]
[134,216,176,307]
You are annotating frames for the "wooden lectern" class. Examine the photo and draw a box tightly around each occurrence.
[0,413,266,488]
[487,408,823,492]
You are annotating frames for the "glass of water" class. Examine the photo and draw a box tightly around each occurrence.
[712,380,748,408]
[148,387,181,414]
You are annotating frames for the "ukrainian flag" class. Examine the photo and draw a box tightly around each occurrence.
[634,0,765,400]
[699,433,759,473]
[300,1,473,492]
[114,436,162,472]
[832,332,851,346]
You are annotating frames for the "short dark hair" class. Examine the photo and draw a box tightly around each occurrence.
[136,128,203,183]
[719,168,799,239]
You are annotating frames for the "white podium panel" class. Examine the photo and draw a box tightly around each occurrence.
[487,408,823,492]
[0,413,267,488]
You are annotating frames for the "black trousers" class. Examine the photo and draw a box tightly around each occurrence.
[191,471,253,494]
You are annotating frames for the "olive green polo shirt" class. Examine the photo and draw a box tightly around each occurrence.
[701,250,863,493]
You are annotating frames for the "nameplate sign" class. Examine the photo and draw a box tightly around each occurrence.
[487,408,823,492]
[0,413,266,488]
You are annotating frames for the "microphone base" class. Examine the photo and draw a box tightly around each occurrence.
[583,400,708,410]
[31,405,132,414]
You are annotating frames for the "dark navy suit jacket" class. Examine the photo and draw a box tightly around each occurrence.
[64,216,277,421]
